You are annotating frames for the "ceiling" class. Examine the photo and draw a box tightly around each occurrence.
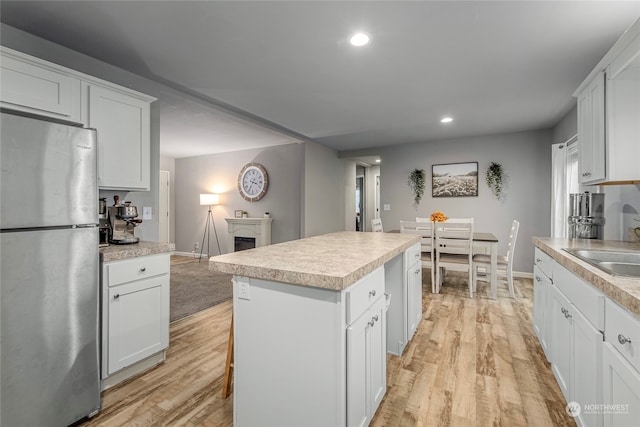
[1,1,639,159]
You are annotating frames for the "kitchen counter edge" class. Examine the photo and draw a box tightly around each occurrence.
[209,231,421,291]
[532,237,640,317]
[100,241,175,262]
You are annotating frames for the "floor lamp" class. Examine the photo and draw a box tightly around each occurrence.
[199,193,221,263]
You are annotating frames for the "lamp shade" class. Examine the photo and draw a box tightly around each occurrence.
[200,193,219,206]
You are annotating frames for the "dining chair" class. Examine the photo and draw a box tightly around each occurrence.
[371,217,383,232]
[472,220,520,298]
[401,220,435,291]
[434,218,474,297]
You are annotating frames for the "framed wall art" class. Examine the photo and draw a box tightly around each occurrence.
[234,210,243,218]
[432,162,478,197]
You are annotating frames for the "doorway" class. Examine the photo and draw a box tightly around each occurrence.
[356,175,364,231]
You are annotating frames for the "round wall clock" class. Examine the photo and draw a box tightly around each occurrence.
[238,162,269,202]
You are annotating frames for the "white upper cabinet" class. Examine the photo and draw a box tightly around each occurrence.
[577,71,606,183]
[575,18,640,185]
[85,84,151,190]
[0,47,156,191]
[0,48,81,122]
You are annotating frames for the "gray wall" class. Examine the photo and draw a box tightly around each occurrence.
[303,142,346,237]
[175,143,304,255]
[377,129,553,273]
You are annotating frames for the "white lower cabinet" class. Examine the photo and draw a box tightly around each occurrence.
[550,285,574,399]
[101,254,170,381]
[573,305,603,427]
[533,264,552,359]
[535,248,609,427]
[386,243,422,355]
[602,298,640,427]
[602,342,640,427]
[347,295,386,427]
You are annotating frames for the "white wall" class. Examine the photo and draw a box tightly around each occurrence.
[377,130,552,273]
[303,142,346,237]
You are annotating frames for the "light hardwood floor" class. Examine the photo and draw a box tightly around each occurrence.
[81,272,575,427]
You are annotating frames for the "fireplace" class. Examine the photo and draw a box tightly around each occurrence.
[235,236,256,252]
[225,217,273,252]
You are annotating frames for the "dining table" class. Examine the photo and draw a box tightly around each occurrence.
[391,229,500,299]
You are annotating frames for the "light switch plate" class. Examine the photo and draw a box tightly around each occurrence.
[142,206,152,220]
[383,204,391,211]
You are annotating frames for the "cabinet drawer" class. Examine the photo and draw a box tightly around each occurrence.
[534,248,553,280]
[105,254,169,287]
[605,298,640,372]
[346,267,384,325]
[554,263,605,331]
[404,243,421,267]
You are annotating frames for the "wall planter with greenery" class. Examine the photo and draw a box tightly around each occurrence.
[408,168,426,208]
[486,162,507,200]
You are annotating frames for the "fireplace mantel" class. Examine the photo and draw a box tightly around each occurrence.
[225,218,272,251]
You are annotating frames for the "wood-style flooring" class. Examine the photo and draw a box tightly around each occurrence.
[80,272,575,427]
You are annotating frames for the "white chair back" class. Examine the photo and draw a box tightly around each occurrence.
[401,220,434,253]
[371,218,383,232]
[435,218,474,255]
[505,220,520,264]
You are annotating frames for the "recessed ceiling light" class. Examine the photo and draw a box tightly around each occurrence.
[375,159,381,163]
[350,32,370,47]
[440,117,453,123]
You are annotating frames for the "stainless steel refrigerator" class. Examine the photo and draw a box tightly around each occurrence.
[1,111,101,426]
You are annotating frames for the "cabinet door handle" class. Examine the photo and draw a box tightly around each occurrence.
[415,269,421,274]
[561,307,566,315]
[373,315,379,322]
[368,319,375,327]
[535,275,541,282]
[618,334,632,345]
[369,290,376,297]
[114,294,120,300]
[536,258,542,263]
[139,267,146,272]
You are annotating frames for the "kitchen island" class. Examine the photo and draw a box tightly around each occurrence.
[209,231,421,427]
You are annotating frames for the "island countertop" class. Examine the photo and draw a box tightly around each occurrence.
[532,237,640,316]
[208,231,421,290]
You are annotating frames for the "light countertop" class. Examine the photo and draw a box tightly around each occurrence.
[100,241,175,262]
[532,237,640,317]
[209,231,421,290]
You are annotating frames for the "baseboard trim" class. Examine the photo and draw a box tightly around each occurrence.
[173,251,208,259]
[514,271,533,279]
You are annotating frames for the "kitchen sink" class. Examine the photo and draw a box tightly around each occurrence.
[563,248,640,278]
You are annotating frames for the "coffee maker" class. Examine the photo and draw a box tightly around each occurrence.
[98,197,109,247]
[107,195,142,244]
[568,192,605,239]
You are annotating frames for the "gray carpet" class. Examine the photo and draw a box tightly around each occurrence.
[170,257,233,322]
